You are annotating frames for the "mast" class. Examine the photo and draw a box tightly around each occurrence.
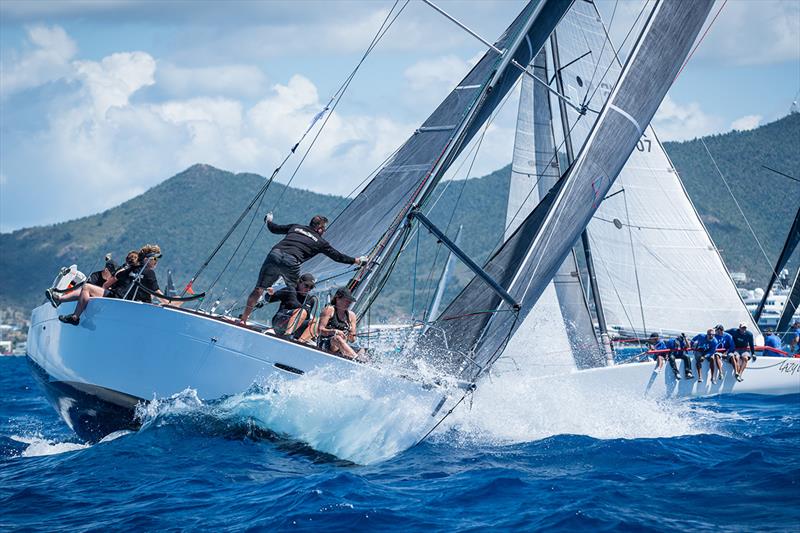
[754,205,800,322]
[333,0,575,312]
[549,29,614,364]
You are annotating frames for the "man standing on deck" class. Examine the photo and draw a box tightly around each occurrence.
[239,214,366,325]
[726,323,756,382]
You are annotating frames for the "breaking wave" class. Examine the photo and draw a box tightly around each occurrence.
[134,365,449,465]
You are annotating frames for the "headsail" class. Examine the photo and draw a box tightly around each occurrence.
[421,0,715,381]
[501,48,601,372]
[568,1,761,338]
[754,206,800,323]
[302,0,574,299]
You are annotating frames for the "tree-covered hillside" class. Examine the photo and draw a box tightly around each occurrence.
[1,113,798,320]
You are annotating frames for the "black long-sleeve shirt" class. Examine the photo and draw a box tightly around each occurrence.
[726,328,755,353]
[267,286,317,312]
[267,221,355,264]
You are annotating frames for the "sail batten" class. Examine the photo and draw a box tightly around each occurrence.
[419,0,716,381]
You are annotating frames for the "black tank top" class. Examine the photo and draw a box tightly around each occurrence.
[327,306,351,334]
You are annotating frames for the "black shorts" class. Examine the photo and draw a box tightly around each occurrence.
[271,309,295,334]
[257,250,300,289]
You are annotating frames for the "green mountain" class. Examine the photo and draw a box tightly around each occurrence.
[2,113,798,321]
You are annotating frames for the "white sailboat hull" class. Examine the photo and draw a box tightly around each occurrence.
[26,298,451,443]
[530,357,800,399]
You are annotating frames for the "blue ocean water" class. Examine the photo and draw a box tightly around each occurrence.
[1,355,799,531]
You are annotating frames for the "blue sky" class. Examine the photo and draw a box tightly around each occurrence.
[1,0,798,232]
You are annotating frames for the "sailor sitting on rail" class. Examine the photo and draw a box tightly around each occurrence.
[47,255,122,306]
[726,323,755,382]
[665,333,694,380]
[713,324,735,383]
[647,333,668,373]
[787,322,800,355]
[263,273,317,343]
[691,329,719,384]
[763,328,782,355]
[239,214,367,326]
[53,244,165,326]
[318,287,367,363]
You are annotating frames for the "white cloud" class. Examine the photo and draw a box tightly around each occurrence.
[0,25,77,97]
[73,52,156,116]
[730,114,762,131]
[652,95,724,142]
[404,54,481,91]
[4,34,416,227]
[156,63,269,100]
[695,0,800,66]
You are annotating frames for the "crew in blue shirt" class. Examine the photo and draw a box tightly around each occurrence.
[648,333,668,373]
[713,324,734,383]
[786,321,800,355]
[664,333,693,379]
[692,329,720,383]
[726,322,756,381]
[763,328,783,355]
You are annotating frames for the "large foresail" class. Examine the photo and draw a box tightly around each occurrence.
[302,0,574,293]
[754,206,800,322]
[573,2,760,338]
[420,0,715,381]
[501,48,601,372]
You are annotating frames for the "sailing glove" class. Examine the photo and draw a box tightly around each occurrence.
[264,212,273,224]
[356,255,369,265]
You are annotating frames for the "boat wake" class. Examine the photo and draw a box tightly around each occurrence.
[443,367,718,446]
[9,430,131,458]
[134,365,447,465]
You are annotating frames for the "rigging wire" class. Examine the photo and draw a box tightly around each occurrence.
[700,137,780,281]
[201,0,408,306]
[580,0,618,108]
[673,0,728,82]
[622,189,647,335]
[579,0,651,114]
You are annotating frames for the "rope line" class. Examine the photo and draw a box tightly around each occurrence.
[700,138,778,280]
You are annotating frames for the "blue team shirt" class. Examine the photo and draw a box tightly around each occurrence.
[694,336,719,355]
[714,332,735,354]
[763,334,782,352]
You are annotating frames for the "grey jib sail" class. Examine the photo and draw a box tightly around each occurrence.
[754,205,800,323]
[302,0,574,293]
[501,47,602,371]
[420,0,715,382]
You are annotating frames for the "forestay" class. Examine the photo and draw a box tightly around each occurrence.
[302,0,574,296]
[420,0,715,382]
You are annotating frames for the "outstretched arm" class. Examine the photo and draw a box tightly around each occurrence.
[321,242,357,265]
